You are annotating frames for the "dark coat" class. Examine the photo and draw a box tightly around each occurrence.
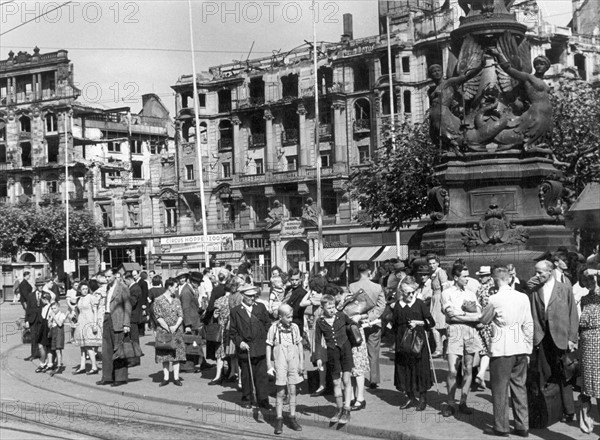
[137,279,149,308]
[203,283,226,325]
[24,288,42,325]
[180,287,202,329]
[229,301,270,359]
[531,281,579,350]
[129,282,143,324]
[108,280,132,332]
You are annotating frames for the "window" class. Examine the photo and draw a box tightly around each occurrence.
[218,89,232,113]
[403,90,412,114]
[321,153,330,168]
[21,142,32,166]
[182,121,195,142]
[130,138,143,154]
[322,190,338,216]
[181,91,192,108]
[185,164,194,181]
[354,60,370,91]
[21,177,33,196]
[380,53,396,75]
[107,140,121,152]
[286,155,297,171]
[249,77,265,104]
[255,159,264,175]
[127,202,140,227]
[381,90,398,115]
[164,200,178,229]
[20,115,31,133]
[358,145,370,163]
[45,113,58,133]
[46,176,58,193]
[103,170,121,187]
[0,179,7,198]
[222,162,231,178]
[100,204,114,228]
[47,138,59,163]
[254,197,269,220]
[401,56,410,73]
[200,122,208,143]
[281,74,298,99]
[198,93,206,107]
[132,161,143,179]
[0,144,6,163]
[0,119,5,140]
[574,54,586,80]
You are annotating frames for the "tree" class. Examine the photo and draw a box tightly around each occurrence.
[348,119,439,230]
[0,202,108,270]
[548,76,600,195]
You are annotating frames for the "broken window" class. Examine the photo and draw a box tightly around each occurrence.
[281,108,299,145]
[318,67,333,94]
[546,42,566,65]
[286,155,297,171]
[218,89,232,113]
[199,122,208,143]
[185,164,194,181]
[20,115,31,133]
[403,90,412,114]
[21,177,33,196]
[46,175,59,193]
[47,138,59,163]
[380,52,396,76]
[249,112,266,147]
[218,120,233,150]
[0,144,6,162]
[41,71,56,98]
[574,54,586,80]
[255,158,264,175]
[354,98,371,132]
[132,161,143,179]
[45,113,57,133]
[21,142,32,166]
[0,79,7,105]
[0,119,5,140]
[381,91,398,115]
[15,75,33,102]
[127,202,140,227]
[426,48,443,72]
[358,145,370,163]
[281,74,298,99]
[354,60,370,91]
[0,179,7,198]
[182,121,195,142]
[320,152,331,168]
[164,200,178,229]
[181,91,192,108]
[100,204,114,228]
[222,162,231,178]
[249,77,265,104]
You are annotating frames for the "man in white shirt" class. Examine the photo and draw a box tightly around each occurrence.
[480,267,533,437]
[441,263,483,417]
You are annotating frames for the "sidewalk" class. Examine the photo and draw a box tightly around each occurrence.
[2,303,594,440]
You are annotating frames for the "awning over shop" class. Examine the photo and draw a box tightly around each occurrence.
[344,246,383,262]
[373,245,409,261]
[322,247,348,262]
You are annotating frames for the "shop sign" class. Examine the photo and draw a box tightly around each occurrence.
[280,220,304,237]
[324,241,349,248]
[162,234,235,253]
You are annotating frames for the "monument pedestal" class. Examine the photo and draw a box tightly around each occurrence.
[419,150,574,273]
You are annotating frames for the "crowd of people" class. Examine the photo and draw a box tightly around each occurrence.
[14,247,600,437]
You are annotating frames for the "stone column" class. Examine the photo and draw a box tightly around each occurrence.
[36,73,42,100]
[332,100,346,164]
[34,175,41,205]
[7,177,15,203]
[85,170,95,214]
[264,109,274,171]
[297,104,308,168]
[232,116,242,174]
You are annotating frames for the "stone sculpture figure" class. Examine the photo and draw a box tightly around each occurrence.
[264,200,284,229]
[301,197,319,227]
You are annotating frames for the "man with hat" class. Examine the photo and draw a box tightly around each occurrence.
[181,271,204,372]
[386,259,407,300]
[23,277,45,361]
[229,284,272,410]
[176,270,193,299]
[413,261,433,306]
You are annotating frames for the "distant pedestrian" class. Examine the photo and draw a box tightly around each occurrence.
[428,254,448,358]
[47,301,66,376]
[73,282,101,375]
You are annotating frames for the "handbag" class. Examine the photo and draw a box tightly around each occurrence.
[205,322,222,343]
[113,335,143,360]
[22,327,32,344]
[399,327,424,356]
[155,332,177,351]
[346,323,363,348]
[183,333,203,356]
[338,288,376,317]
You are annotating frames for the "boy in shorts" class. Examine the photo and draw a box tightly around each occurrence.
[314,294,355,425]
[266,304,304,435]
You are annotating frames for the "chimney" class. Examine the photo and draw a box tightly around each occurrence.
[343,13,353,40]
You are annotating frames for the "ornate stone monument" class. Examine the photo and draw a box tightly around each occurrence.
[419,0,573,268]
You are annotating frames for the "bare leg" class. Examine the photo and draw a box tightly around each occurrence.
[162,362,169,381]
[342,372,352,409]
[87,348,98,370]
[214,358,224,380]
[477,355,489,383]
[446,354,461,405]
[79,348,87,370]
[275,386,285,418]
[173,362,180,380]
[461,354,474,404]
[288,384,297,417]
[354,374,365,403]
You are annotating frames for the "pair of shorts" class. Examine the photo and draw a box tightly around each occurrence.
[273,343,303,386]
[326,342,354,379]
[447,324,482,356]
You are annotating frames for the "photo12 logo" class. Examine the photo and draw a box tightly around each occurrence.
[1,2,140,25]
[201,1,340,24]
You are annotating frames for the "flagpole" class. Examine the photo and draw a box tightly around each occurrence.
[386,14,402,259]
[188,0,210,269]
[312,0,324,270]
[64,111,70,276]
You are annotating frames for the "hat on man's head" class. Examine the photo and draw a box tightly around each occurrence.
[415,264,431,275]
[189,271,203,284]
[476,266,492,276]
[176,270,189,279]
[394,261,406,270]
[238,284,258,296]
[35,278,46,287]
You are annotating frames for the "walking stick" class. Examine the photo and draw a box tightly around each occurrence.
[246,346,264,421]
[424,331,440,395]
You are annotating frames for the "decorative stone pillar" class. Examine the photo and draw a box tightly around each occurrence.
[264,109,274,171]
[297,104,308,168]
[332,101,346,164]
[232,116,242,175]
[34,175,41,205]
[7,177,15,203]
[85,170,95,213]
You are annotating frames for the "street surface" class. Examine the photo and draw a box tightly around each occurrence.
[0,301,595,439]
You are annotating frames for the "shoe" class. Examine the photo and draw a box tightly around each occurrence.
[159,380,169,387]
[173,379,182,386]
[400,399,417,410]
[73,368,86,375]
[441,405,455,418]
[288,416,302,431]
[330,408,343,423]
[416,400,427,411]
[226,374,238,382]
[561,413,574,423]
[312,385,326,396]
[274,417,283,435]
[259,400,272,411]
[458,402,473,415]
[96,380,112,386]
[86,369,99,375]
[512,429,529,438]
[351,400,366,411]
[208,377,222,385]
[338,408,351,425]
[35,365,48,373]
[24,356,34,362]
[431,351,442,358]
[474,376,486,391]
[111,381,127,387]
[369,383,379,390]
[241,399,253,409]
[483,428,509,437]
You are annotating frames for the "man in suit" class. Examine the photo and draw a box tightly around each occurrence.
[480,266,533,437]
[23,276,43,361]
[529,260,579,422]
[133,270,149,337]
[124,272,142,367]
[97,269,132,387]
[177,270,193,298]
[182,271,203,371]
[19,271,33,313]
[349,263,386,391]
[229,284,272,410]
[552,254,572,288]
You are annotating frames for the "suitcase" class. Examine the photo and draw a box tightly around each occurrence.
[528,381,563,429]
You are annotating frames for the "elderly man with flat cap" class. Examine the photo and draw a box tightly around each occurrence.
[229,284,272,410]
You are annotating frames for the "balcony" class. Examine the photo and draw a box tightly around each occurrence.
[218,138,233,151]
[319,124,332,140]
[248,133,266,148]
[249,96,265,106]
[281,129,299,146]
[300,86,314,98]
[220,221,240,231]
[164,225,177,234]
[354,119,371,133]
[105,176,124,187]
[326,83,345,94]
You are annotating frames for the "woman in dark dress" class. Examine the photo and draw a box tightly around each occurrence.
[393,277,435,411]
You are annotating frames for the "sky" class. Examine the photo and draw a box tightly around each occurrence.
[0,1,573,115]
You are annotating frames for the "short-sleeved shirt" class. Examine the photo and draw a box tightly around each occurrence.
[442,284,479,317]
[266,322,301,347]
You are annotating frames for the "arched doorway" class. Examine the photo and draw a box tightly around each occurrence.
[285,239,309,271]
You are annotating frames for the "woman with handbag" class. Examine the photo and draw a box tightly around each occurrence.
[73,282,101,375]
[393,277,435,411]
[154,278,186,387]
[209,286,231,385]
